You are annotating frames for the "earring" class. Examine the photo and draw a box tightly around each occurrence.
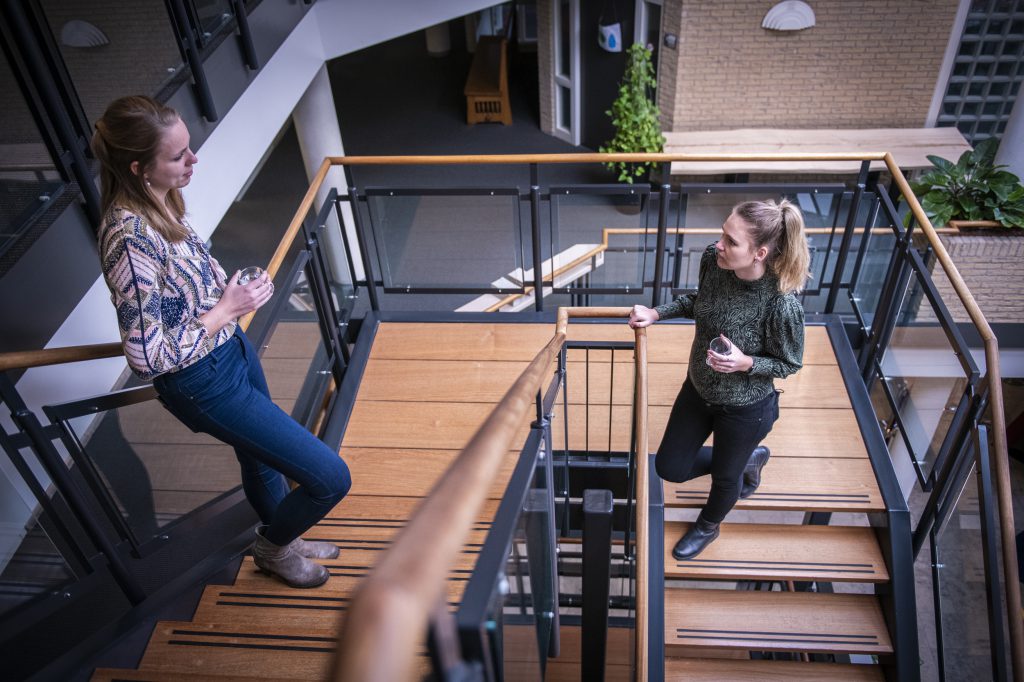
[145,178,151,187]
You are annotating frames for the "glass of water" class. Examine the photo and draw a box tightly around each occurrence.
[706,335,732,366]
[237,266,263,285]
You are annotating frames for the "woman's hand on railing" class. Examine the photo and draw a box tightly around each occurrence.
[629,305,659,329]
[201,271,274,335]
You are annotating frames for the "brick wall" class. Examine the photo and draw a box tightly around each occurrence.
[660,0,959,131]
[933,234,1024,324]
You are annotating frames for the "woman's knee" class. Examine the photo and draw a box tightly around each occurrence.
[655,450,688,483]
[309,456,351,505]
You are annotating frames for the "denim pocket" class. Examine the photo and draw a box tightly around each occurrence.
[175,355,218,397]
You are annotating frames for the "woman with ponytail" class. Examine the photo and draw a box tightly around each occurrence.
[94,96,350,588]
[629,199,810,559]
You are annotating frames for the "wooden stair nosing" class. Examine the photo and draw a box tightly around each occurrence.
[665,588,893,655]
[663,522,888,583]
[664,456,884,512]
[664,657,885,681]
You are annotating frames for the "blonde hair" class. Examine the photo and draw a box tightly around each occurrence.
[92,95,188,242]
[732,198,811,294]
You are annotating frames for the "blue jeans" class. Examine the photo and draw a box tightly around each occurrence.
[153,329,351,546]
[655,379,779,523]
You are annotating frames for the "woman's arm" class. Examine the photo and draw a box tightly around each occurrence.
[102,227,210,379]
[748,295,805,379]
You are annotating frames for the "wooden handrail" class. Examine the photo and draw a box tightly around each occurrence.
[885,153,1023,681]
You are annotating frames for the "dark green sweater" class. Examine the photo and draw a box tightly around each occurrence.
[654,245,805,406]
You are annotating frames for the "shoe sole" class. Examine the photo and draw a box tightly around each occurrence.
[254,565,330,589]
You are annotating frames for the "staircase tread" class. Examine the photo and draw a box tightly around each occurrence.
[664,523,888,582]
[665,589,892,655]
[664,457,883,512]
[134,621,431,678]
[92,671,294,682]
[664,657,885,681]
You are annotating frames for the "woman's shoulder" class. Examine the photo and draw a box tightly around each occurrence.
[99,206,169,256]
[770,290,805,321]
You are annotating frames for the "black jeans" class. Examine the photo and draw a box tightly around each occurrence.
[655,379,779,523]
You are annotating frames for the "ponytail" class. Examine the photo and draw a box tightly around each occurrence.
[732,198,811,294]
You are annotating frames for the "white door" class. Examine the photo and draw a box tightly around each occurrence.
[552,0,580,146]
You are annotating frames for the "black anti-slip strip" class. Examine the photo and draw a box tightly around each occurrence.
[219,592,349,602]
[677,627,877,639]
[166,640,335,653]
[215,601,347,611]
[169,629,335,642]
[674,491,870,499]
[679,557,872,565]
[673,564,874,574]
[673,633,879,645]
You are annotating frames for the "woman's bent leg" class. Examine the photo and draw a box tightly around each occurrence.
[701,392,778,523]
[655,380,714,483]
[154,336,352,547]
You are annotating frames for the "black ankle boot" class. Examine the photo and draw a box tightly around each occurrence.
[672,515,720,560]
[740,446,771,499]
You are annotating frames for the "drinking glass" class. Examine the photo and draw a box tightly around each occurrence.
[706,335,732,366]
[237,266,263,285]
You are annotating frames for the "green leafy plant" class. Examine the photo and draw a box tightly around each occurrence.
[599,43,665,183]
[907,137,1024,228]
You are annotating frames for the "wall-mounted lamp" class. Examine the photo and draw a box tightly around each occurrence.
[60,20,109,48]
[762,1,816,31]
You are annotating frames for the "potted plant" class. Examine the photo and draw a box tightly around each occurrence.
[908,137,1024,229]
[600,43,665,184]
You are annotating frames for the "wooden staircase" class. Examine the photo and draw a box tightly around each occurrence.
[653,324,894,680]
[91,319,902,680]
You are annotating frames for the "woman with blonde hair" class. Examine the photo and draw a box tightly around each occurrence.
[93,95,350,588]
[629,199,810,559]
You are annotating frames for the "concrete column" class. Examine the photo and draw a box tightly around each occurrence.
[425,22,451,56]
[292,65,363,282]
[994,94,1023,179]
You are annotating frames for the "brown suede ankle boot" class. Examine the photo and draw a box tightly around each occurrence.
[252,527,330,588]
[291,537,340,560]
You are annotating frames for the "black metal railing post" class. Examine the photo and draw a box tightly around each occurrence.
[530,185,544,312]
[228,0,259,70]
[581,488,613,682]
[825,161,870,313]
[304,229,347,385]
[10,406,146,604]
[975,424,1010,681]
[0,0,100,224]
[347,186,380,311]
[651,184,670,307]
[166,0,219,121]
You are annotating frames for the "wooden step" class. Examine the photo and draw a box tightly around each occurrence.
[358,359,850,410]
[665,657,885,681]
[341,447,516,499]
[664,523,888,582]
[664,457,883,512]
[665,589,892,655]
[369,321,837,366]
[191,579,465,630]
[553,405,869,459]
[134,621,429,679]
[342,399,534,449]
[229,556,473,594]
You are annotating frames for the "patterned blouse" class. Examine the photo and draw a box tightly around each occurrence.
[655,244,804,406]
[98,207,236,380]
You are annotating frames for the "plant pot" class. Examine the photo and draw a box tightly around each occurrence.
[948,219,1020,235]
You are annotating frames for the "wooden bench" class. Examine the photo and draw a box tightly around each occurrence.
[464,36,511,126]
[663,127,972,176]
